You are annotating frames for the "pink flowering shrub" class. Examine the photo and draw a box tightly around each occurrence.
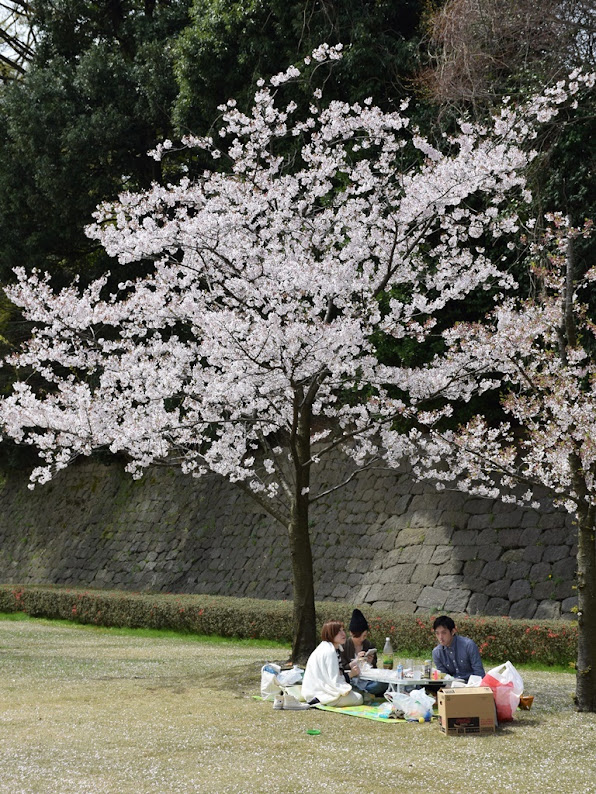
[0,585,576,665]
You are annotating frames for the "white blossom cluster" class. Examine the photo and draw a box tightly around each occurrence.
[399,215,596,513]
[0,46,592,520]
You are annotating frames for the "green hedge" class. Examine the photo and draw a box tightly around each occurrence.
[0,585,577,666]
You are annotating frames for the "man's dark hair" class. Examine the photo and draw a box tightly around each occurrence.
[433,615,456,632]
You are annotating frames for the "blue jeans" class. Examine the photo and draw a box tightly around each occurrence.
[361,679,388,696]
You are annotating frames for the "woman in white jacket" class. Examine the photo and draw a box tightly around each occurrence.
[302,621,364,707]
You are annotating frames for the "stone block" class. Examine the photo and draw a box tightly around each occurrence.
[390,601,417,613]
[351,585,371,602]
[482,560,507,581]
[520,526,542,545]
[434,574,464,590]
[467,593,488,614]
[497,528,523,548]
[467,515,495,530]
[382,533,396,551]
[542,545,570,563]
[561,596,578,613]
[501,548,524,563]
[416,586,449,609]
[521,511,540,528]
[477,545,502,563]
[399,545,434,564]
[331,584,350,599]
[541,528,571,545]
[485,597,510,616]
[379,563,417,582]
[506,561,531,580]
[396,526,428,546]
[523,545,543,563]
[410,494,444,512]
[444,590,472,612]
[439,511,467,531]
[423,529,452,545]
[381,515,413,533]
[538,513,567,529]
[378,493,412,514]
[411,564,440,585]
[552,557,576,580]
[462,559,486,578]
[451,545,481,561]
[434,559,464,576]
[532,581,555,600]
[490,509,524,529]
[534,600,561,620]
[435,491,468,511]
[464,498,496,514]
[362,583,385,602]
[452,529,479,546]
[379,583,424,601]
[530,562,552,582]
[554,580,575,600]
[492,500,521,514]
[476,528,498,546]
[486,579,512,598]
[430,546,453,565]
[381,549,402,568]
[509,598,537,619]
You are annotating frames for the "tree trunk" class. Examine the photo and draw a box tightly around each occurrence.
[575,507,596,711]
[288,494,317,664]
[288,394,318,664]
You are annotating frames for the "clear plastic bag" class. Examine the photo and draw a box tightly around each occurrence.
[385,689,434,721]
[277,665,303,686]
[377,702,395,719]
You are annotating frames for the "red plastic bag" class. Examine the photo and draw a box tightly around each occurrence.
[481,661,524,722]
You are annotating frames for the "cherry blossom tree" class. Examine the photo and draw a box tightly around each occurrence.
[0,46,590,663]
[396,214,596,710]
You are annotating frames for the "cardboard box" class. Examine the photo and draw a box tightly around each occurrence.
[438,686,496,736]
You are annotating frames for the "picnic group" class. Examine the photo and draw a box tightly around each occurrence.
[274,611,485,710]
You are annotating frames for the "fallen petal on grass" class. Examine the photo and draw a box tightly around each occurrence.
[0,619,595,793]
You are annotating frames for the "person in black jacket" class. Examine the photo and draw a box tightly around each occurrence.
[339,609,388,697]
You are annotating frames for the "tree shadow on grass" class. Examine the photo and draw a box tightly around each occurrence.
[498,716,542,732]
[202,660,264,695]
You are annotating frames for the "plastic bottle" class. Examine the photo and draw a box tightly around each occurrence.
[423,659,432,679]
[396,662,404,679]
[382,637,394,670]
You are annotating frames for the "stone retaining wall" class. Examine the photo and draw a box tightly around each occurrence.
[0,456,577,619]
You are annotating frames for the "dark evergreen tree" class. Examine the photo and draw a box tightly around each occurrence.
[173,0,423,135]
[0,0,192,283]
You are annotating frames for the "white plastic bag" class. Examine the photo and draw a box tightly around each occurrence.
[481,661,524,722]
[409,688,436,712]
[260,663,282,701]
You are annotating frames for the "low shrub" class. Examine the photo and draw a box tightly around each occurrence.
[0,585,577,666]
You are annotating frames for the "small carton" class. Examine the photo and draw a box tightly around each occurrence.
[437,686,496,736]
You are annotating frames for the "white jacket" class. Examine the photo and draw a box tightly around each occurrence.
[301,641,353,704]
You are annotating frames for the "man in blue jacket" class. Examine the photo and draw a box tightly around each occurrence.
[432,615,485,682]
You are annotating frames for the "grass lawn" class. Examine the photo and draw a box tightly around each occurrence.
[1,616,595,794]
